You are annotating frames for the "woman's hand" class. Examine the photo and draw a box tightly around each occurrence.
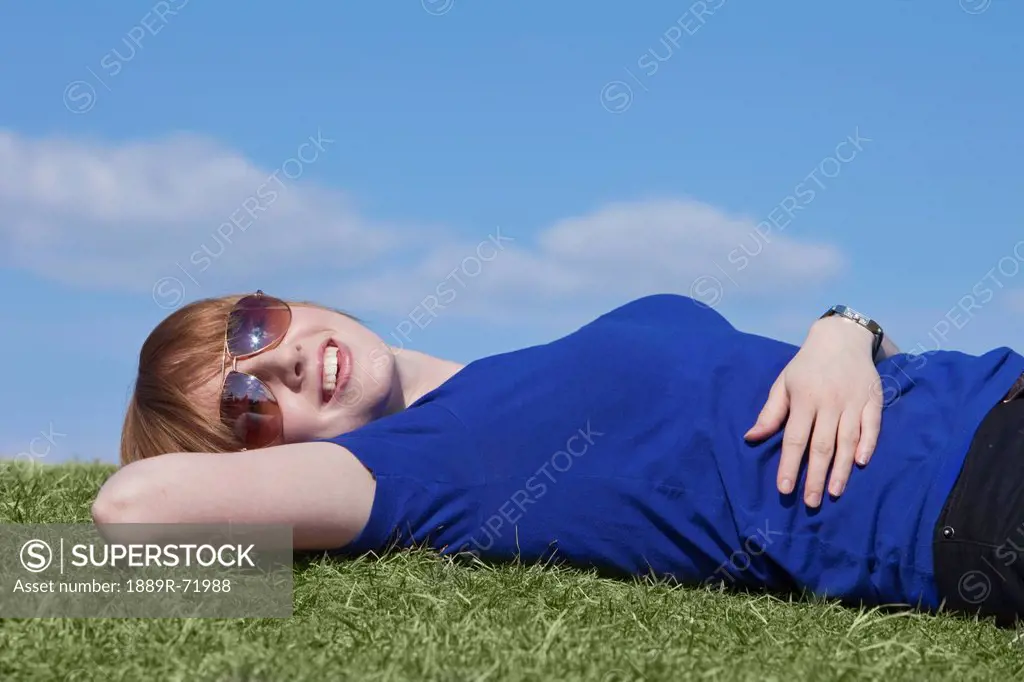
[744,316,884,507]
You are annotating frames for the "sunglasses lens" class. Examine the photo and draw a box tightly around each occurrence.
[227,293,291,358]
[221,371,283,449]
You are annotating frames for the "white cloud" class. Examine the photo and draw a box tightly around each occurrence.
[0,129,845,319]
[338,199,846,322]
[0,128,431,294]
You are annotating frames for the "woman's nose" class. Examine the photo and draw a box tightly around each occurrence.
[237,345,304,389]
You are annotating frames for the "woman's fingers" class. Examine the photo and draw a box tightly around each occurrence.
[746,376,790,441]
[759,357,883,505]
[828,411,861,498]
[776,402,813,495]
[803,409,840,508]
[856,399,882,466]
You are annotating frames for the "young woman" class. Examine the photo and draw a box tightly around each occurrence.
[96,291,1024,625]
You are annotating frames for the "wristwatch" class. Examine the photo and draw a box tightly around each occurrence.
[820,305,885,358]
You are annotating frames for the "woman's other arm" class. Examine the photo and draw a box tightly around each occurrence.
[746,313,896,508]
[91,441,375,551]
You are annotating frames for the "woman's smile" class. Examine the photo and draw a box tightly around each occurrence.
[319,338,353,405]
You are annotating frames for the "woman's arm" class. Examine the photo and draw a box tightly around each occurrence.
[91,441,375,551]
[746,314,891,508]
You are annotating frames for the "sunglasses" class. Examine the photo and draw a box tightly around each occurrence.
[220,290,292,450]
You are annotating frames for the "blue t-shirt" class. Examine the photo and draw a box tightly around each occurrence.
[326,294,1024,609]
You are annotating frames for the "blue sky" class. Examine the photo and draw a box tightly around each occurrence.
[1,0,1022,464]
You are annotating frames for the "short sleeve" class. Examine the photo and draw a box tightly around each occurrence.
[317,401,477,556]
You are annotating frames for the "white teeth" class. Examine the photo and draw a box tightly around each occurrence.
[323,346,339,394]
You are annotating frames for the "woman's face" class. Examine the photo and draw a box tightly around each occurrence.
[201,303,397,445]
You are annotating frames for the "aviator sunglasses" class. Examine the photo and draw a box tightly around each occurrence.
[220,290,293,450]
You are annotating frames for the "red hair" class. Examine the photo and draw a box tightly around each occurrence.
[120,294,358,465]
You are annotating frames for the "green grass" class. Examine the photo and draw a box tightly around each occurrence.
[2,462,1024,681]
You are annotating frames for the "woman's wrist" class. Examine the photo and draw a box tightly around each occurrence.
[808,316,877,355]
